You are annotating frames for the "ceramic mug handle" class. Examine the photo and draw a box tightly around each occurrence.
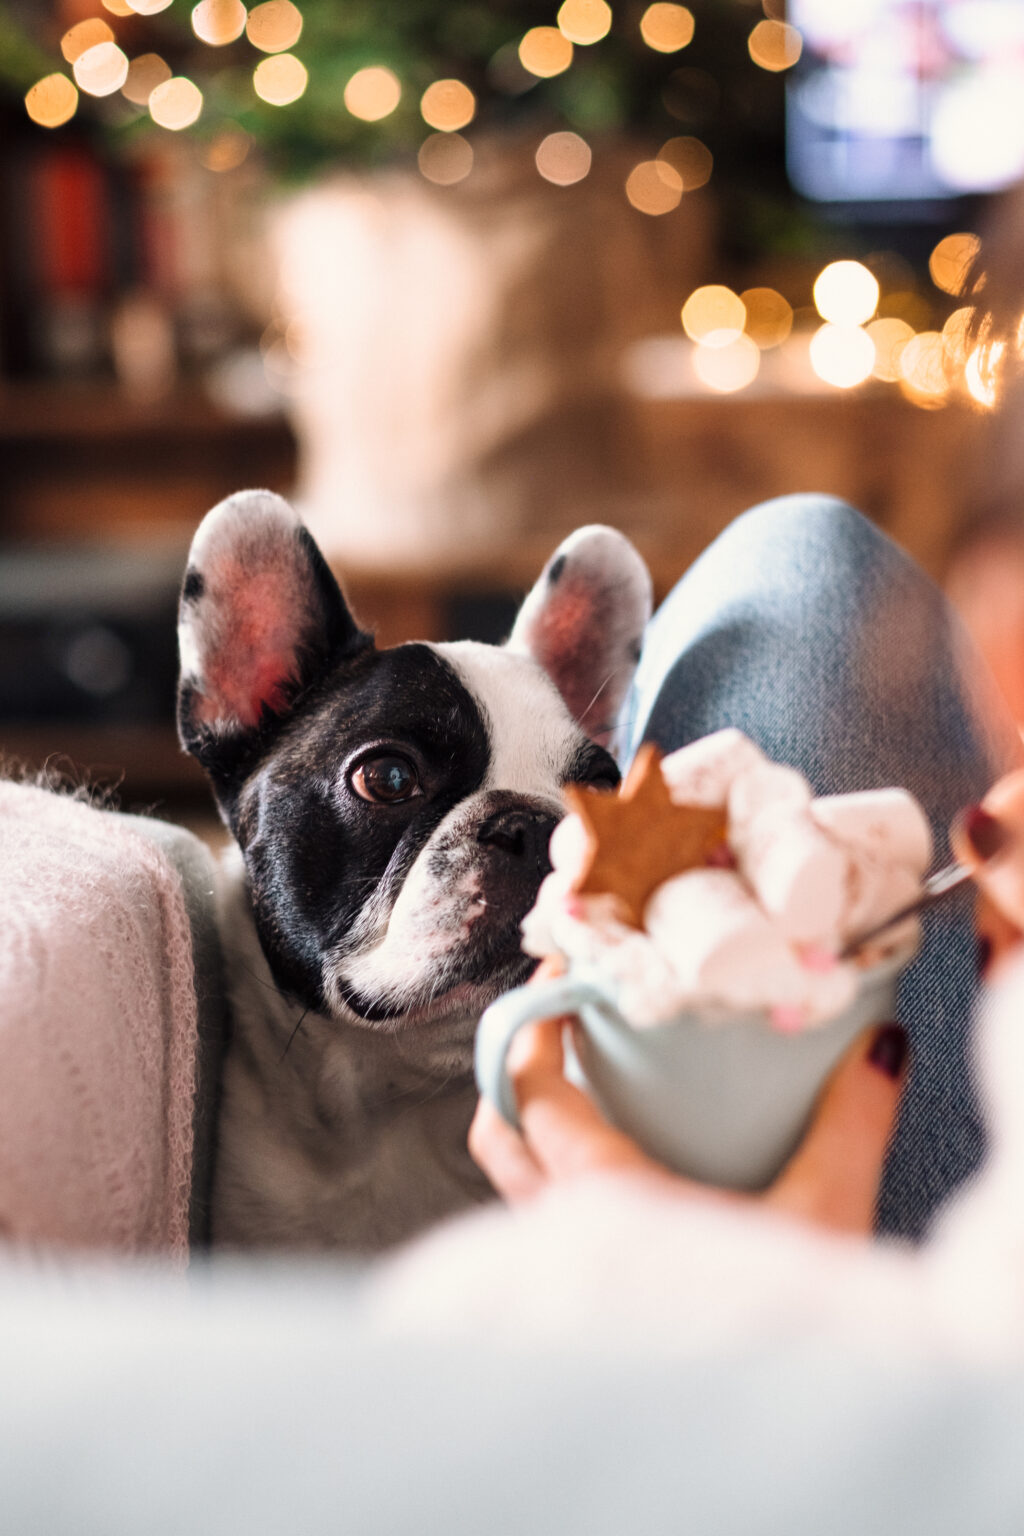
[474,975,612,1128]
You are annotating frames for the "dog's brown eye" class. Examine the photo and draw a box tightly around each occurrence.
[350,754,420,804]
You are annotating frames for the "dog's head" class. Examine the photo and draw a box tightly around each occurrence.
[177,491,651,1040]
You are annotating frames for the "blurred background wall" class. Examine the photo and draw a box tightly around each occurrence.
[2,0,1023,828]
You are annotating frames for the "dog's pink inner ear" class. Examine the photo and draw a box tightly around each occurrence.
[526,584,600,726]
[192,563,307,729]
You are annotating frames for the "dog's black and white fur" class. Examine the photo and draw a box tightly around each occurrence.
[178,490,651,1252]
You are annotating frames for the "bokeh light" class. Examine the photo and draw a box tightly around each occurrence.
[929,232,981,297]
[344,66,401,121]
[626,159,682,214]
[149,76,204,129]
[192,0,248,46]
[253,53,308,105]
[535,130,592,185]
[200,126,252,171]
[73,43,129,98]
[122,54,172,106]
[813,261,879,326]
[25,74,78,129]
[741,287,792,349]
[681,285,746,346]
[693,333,760,392]
[657,135,712,189]
[941,306,976,371]
[246,1,303,53]
[421,79,476,132]
[126,0,174,13]
[640,4,694,53]
[102,0,136,14]
[557,0,613,46]
[519,27,573,78]
[898,331,949,406]
[865,317,914,382]
[61,20,113,64]
[965,342,1005,409]
[748,19,802,71]
[418,132,474,185]
[809,324,875,388]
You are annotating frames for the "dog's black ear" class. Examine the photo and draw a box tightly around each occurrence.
[177,489,370,788]
[507,526,652,746]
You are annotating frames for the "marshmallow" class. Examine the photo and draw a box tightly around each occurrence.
[660,729,768,808]
[735,806,850,945]
[811,790,933,879]
[728,759,812,834]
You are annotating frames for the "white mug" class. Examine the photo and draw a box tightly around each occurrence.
[475,953,905,1190]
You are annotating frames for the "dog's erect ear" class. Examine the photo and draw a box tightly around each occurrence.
[177,489,370,782]
[507,526,652,745]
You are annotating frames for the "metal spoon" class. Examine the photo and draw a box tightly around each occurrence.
[840,860,975,960]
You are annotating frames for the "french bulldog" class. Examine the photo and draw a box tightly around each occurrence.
[177,490,652,1252]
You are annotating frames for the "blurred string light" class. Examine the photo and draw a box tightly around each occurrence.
[693,333,760,392]
[741,287,792,348]
[420,79,476,132]
[74,42,130,97]
[25,74,78,128]
[866,317,914,382]
[61,19,113,62]
[418,132,473,185]
[102,0,136,14]
[557,0,612,47]
[626,158,682,213]
[640,4,695,53]
[122,53,172,106]
[246,1,303,53]
[682,286,746,346]
[201,125,252,170]
[536,130,591,185]
[748,18,802,72]
[149,75,203,127]
[809,323,874,388]
[126,0,174,14]
[253,53,307,105]
[965,342,1005,408]
[941,306,976,370]
[657,135,712,189]
[929,232,981,296]
[813,261,879,326]
[519,27,574,78]
[898,331,949,406]
[192,0,248,47]
[344,66,401,121]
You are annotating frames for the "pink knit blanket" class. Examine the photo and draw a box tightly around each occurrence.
[0,782,198,1260]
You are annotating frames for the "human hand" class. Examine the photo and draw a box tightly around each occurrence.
[952,770,1024,973]
[468,1013,907,1236]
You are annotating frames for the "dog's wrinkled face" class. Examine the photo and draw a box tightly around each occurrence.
[177,492,652,1036]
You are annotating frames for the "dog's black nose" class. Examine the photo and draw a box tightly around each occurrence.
[476,806,555,866]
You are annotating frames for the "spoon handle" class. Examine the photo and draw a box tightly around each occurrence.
[840,861,975,960]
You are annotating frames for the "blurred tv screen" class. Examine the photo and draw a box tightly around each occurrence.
[786,0,1024,203]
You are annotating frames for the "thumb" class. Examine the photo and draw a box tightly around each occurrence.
[766,1024,907,1236]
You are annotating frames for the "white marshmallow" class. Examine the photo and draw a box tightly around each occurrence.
[811,790,933,879]
[659,729,768,809]
[728,759,812,834]
[548,812,589,880]
[736,807,850,945]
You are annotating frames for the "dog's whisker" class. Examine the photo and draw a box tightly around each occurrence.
[279,1007,310,1063]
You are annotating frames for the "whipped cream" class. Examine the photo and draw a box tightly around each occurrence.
[522,729,931,1030]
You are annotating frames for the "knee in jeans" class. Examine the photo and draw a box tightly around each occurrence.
[727,493,878,557]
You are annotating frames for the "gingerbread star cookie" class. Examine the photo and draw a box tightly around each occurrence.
[563,742,729,928]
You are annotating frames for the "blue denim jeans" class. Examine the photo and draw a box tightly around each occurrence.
[623,494,1022,1239]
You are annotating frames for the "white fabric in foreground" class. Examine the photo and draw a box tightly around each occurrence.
[0,782,197,1258]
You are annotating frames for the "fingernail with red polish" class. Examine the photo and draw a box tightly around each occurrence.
[868,1024,907,1080]
[963,804,1011,861]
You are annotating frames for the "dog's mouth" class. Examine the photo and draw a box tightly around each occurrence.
[334,946,535,1026]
